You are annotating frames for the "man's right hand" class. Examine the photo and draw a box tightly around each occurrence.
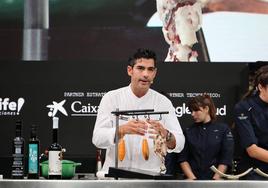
[119,119,148,138]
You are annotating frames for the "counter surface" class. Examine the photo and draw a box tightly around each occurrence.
[1,179,268,188]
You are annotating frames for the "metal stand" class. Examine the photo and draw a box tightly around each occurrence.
[109,109,169,180]
[114,108,120,179]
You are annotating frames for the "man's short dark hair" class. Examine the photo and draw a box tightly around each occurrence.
[128,48,157,67]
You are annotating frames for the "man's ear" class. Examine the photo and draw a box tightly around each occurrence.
[153,67,157,77]
[127,65,133,76]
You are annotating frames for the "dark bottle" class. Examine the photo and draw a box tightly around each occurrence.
[27,124,40,179]
[48,117,62,179]
[11,120,25,179]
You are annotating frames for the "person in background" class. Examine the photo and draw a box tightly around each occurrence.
[92,48,185,178]
[177,94,234,180]
[234,65,268,180]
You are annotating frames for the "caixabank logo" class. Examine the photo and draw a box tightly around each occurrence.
[46,99,99,117]
[0,97,25,116]
[70,101,99,116]
[46,100,68,117]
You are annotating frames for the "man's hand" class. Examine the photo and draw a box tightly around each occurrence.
[147,119,168,138]
[147,119,176,149]
[119,119,148,138]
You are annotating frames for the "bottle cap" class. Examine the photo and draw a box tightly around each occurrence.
[30,124,37,137]
[15,120,22,130]
[15,120,22,136]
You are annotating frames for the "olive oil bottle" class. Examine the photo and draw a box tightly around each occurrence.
[11,120,25,179]
[48,117,62,179]
[28,124,40,179]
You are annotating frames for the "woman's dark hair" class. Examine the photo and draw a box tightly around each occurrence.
[243,65,268,99]
[128,48,157,67]
[188,94,217,122]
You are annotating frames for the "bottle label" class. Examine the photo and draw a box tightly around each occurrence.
[12,138,24,178]
[28,144,38,174]
[14,141,23,154]
[48,151,62,175]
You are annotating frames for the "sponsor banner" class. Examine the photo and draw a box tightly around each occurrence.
[44,91,228,119]
[0,93,229,119]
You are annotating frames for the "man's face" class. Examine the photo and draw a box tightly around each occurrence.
[127,58,157,95]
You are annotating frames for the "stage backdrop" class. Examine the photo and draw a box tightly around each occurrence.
[0,61,248,177]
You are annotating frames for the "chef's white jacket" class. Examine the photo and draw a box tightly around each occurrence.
[92,85,185,175]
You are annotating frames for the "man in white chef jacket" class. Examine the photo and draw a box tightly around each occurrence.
[92,48,185,178]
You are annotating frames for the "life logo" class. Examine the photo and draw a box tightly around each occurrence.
[0,98,25,116]
[46,100,68,117]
